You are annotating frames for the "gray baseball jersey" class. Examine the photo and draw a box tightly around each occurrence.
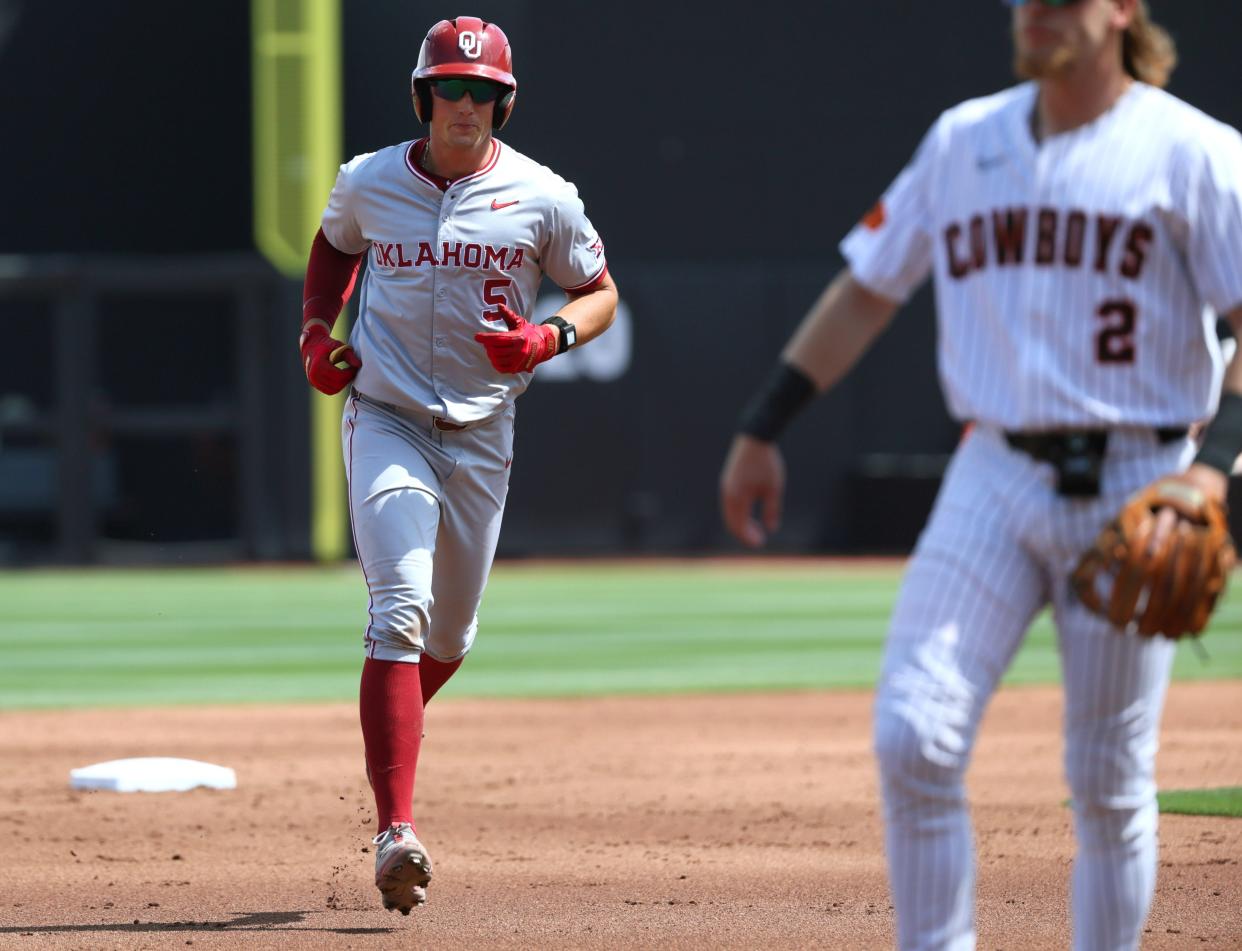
[841,81,1242,429]
[321,137,608,422]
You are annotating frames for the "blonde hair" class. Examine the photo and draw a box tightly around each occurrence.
[1123,2,1177,88]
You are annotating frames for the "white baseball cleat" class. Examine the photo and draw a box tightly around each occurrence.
[372,823,433,914]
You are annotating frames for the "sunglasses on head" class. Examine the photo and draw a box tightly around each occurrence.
[428,78,506,103]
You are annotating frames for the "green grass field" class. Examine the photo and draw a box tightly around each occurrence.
[1157,786,1242,818]
[1,560,1240,710]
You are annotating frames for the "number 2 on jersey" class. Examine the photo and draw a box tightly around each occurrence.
[482,278,513,322]
[1096,299,1136,364]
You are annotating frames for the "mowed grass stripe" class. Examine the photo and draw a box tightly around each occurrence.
[0,562,1239,710]
[1156,786,1242,818]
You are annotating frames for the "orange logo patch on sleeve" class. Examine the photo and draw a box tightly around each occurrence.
[861,200,887,231]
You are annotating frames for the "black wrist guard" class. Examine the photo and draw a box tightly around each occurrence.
[541,315,576,354]
[1195,391,1242,475]
[737,362,816,443]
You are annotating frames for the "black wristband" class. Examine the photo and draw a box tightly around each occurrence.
[541,315,576,354]
[737,362,816,443]
[1195,390,1242,475]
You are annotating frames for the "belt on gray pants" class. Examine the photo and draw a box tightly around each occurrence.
[352,389,485,432]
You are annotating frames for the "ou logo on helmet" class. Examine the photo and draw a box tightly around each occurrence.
[458,31,483,59]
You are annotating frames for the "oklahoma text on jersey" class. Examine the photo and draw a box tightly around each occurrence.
[370,240,526,271]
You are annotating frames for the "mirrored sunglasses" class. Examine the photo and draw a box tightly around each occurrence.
[428,78,505,103]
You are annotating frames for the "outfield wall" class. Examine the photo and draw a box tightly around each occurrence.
[1,2,1240,561]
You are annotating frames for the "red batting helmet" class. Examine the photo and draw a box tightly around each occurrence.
[411,17,517,130]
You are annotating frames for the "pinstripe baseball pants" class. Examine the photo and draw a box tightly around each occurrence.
[873,424,1193,951]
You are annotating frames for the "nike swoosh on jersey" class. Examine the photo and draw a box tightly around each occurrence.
[491,199,520,210]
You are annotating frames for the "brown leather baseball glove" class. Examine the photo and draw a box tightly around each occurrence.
[1071,478,1236,639]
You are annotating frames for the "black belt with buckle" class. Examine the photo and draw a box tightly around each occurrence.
[1004,428,1188,497]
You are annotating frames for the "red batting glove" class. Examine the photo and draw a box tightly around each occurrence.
[299,321,361,395]
[473,305,559,373]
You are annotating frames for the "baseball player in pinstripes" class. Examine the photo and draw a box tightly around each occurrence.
[720,2,1242,948]
[298,16,616,914]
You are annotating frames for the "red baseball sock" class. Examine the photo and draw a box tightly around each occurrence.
[359,658,424,834]
[419,654,464,704]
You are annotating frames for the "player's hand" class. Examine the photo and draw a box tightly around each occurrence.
[300,322,361,395]
[1142,463,1229,557]
[474,305,558,374]
[1072,465,1235,639]
[719,434,786,548]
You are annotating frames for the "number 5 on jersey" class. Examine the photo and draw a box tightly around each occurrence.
[483,278,513,322]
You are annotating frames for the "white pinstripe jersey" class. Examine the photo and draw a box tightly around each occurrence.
[320,137,608,422]
[841,82,1242,430]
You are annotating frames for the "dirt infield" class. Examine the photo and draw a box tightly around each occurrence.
[1,682,1239,950]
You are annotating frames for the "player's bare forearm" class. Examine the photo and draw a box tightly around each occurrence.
[557,273,618,347]
[719,269,897,547]
[782,268,900,392]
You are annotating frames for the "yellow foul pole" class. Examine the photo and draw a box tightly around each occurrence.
[252,0,347,561]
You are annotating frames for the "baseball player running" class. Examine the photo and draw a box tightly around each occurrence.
[719,2,1242,949]
[299,16,616,914]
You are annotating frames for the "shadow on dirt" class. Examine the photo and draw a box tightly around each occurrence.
[0,910,394,936]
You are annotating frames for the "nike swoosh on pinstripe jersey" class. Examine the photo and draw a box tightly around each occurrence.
[491,199,520,210]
